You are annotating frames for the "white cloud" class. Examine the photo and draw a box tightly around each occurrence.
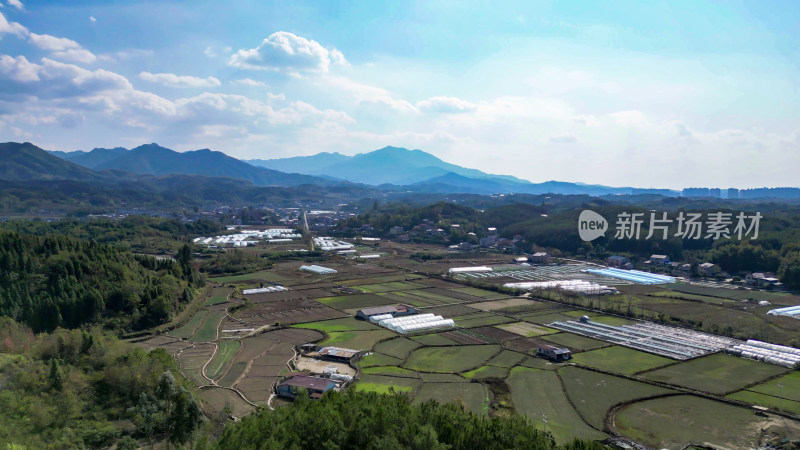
[229,31,347,73]
[0,54,38,82]
[0,11,27,37]
[7,0,22,10]
[231,78,268,87]
[28,33,79,51]
[417,96,477,114]
[204,46,216,58]
[139,71,221,88]
[52,48,97,64]
[28,32,97,63]
[320,76,417,113]
[549,133,579,144]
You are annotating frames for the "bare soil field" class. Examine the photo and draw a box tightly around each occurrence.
[199,386,255,418]
[176,343,215,386]
[470,298,533,311]
[231,298,345,326]
[469,326,521,343]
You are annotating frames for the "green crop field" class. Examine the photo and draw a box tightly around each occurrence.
[453,314,514,328]
[319,329,395,351]
[649,291,732,304]
[515,312,577,325]
[372,337,421,359]
[404,345,500,373]
[558,366,673,429]
[727,390,800,415]
[206,341,240,380]
[168,310,209,339]
[292,317,379,332]
[419,373,468,383]
[205,288,230,305]
[354,374,420,394]
[353,282,425,293]
[571,346,672,375]
[485,350,526,368]
[518,356,558,370]
[507,367,607,443]
[615,395,782,448]
[641,353,788,394]
[461,365,508,379]
[668,283,791,302]
[361,366,420,378]
[541,332,611,352]
[314,294,396,310]
[191,311,225,342]
[359,352,403,367]
[584,315,635,326]
[413,382,488,415]
[450,287,508,300]
[410,333,459,346]
[747,371,800,402]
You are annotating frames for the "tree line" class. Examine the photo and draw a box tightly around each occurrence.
[0,231,200,333]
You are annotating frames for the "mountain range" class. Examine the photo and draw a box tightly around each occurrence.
[52,143,339,187]
[8,141,672,196]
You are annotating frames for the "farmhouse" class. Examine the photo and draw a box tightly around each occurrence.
[698,262,721,277]
[306,346,361,364]
[606,255,632,269]
[649,254,670,265]
[530,252,551,264]
[536,344,572,362]
[356,304,418,320]
[276,373,337,400]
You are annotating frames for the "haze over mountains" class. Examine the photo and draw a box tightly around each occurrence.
[49,142,654,196]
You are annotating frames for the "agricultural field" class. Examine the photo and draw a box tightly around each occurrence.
[206,340,240,380]
[198,386,255,418]
[404,345,501,373]
[168,310,209,339]
[206,286,232,305]
[614,395,800,448]
[570,346,673,375]
[372,337,421,359]
[319,329,395,350]
[558,366,674,430]
[191,311,225,342]
[541,332,610,352]
[495,321,556,337]
[727,371,800,415]
[132,244,800,449]
[727,390,800,415]
[506,367,608,443]
[413,382,488,415]
[354,374,421,394]
[291,316,379,332]
[641,353,789,394]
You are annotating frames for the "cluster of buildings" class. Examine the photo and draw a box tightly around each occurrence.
[681,187,800,199]
[608,254,783,288]
[276,344,361,400]
[313,237,355,252]
[193,228,301,247]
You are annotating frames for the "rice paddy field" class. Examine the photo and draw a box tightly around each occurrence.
[134,244,800,447]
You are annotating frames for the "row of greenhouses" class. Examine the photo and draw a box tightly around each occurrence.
[374,313,455,334]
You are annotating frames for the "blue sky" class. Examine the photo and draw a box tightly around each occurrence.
[0,0,798,188]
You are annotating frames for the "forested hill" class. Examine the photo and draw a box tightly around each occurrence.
[0,232,199,332]
[207,389,602,450]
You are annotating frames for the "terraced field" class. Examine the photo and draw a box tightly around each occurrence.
[135,252,800,448]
